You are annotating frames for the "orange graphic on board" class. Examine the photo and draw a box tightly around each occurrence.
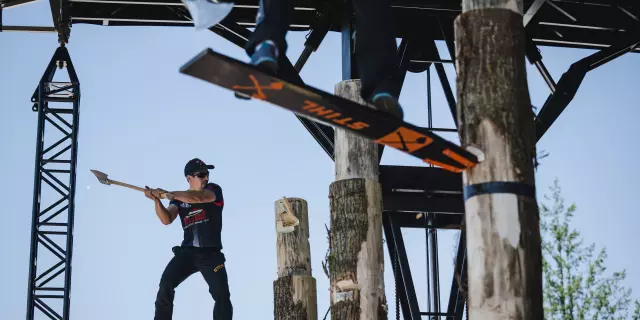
[232,74,283,100]
[442,149,475,169]
[374,126,434,153]
[423,158,464,173]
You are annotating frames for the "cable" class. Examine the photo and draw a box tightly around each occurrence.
[391,244,400,320]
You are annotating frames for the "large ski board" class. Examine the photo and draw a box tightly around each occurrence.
[180,48,478,173]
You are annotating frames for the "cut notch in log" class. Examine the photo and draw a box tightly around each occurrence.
[276,196,300,234]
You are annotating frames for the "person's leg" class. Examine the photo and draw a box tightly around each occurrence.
[194,249,233,320]
[154,247,198,320]
[245,0,295,73]
[351,0,404,119]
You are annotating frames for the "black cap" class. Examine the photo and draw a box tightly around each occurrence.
[184,158,215,176]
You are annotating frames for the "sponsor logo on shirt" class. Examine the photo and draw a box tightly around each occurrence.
[183,208,208,229]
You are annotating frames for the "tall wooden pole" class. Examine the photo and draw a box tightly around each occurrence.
[454,0,543,319]
[334,80,379,182]
[273,197,318,320]
[328,79,387,320]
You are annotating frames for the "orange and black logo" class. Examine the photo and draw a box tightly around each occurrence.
[232,74,283,100]
[300,100,370,130]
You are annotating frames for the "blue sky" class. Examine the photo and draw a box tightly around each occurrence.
[1,1,639,319]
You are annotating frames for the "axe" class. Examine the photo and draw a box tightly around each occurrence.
[90,169,170,199]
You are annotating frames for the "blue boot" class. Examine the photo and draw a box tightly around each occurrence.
[370,92,404,120]
[236,40,280,100]
[250,40,279,75]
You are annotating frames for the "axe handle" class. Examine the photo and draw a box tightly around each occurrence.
[110,180,169,199]
[110,180,145,192]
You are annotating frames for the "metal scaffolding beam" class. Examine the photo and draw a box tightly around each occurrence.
[535,33,640,141]
[25,46,80,320]
[384,210,466,320]
[446,231,467,320]
[384,211,421,320]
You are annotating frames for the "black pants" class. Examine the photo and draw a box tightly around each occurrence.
[154,246,233,320]
[245,0,399,100]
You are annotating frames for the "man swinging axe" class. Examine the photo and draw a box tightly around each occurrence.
[144,158,233,320]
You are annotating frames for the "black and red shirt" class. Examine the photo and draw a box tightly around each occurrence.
[170,183,224,249]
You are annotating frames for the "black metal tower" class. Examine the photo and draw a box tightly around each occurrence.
[25,45,80,320]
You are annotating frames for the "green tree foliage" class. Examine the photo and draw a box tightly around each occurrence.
[540,179,640,320]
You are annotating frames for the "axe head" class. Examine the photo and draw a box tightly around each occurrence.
[90,169,111,185]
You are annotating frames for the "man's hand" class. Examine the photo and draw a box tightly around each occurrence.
[144,186,159,201]
[150,188,168,199]
[145,186,179,225]
[145,187,175,201]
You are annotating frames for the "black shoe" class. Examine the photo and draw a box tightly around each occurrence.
[370,92,404,120]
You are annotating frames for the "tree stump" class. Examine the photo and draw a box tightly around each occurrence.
[328,80,386,320]
[275,198,311,277]
[454,1,543,319]
[273,197,317,320]
[328,179,386,320]
[274,276,317,320]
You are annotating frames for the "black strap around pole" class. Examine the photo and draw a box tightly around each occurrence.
[463,181,536,201]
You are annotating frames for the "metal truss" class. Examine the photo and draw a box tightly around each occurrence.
[380,165,466,320]
[67,1,640,53]
[0,0,38,9]
[522,0,640,141]
[446,230,467,320]
[380,165,463,216]
[533,33,640,140]
[25,46,80,320]
[384,211,467,320]
[0,0,57,32]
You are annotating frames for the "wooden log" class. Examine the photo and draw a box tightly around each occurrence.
[274,197,317,320]
[274,275,318,320]
[328,178,386,320]
[454,0,543,319]
[275,197,311,277]
[334,80,379,182]
[330,80,386,320]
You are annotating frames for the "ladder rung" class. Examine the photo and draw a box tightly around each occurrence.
[34,294,64,299]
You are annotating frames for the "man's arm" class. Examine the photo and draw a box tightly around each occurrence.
[168,188,216,204]
[145,187,179,225]
[154,199,179,225]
